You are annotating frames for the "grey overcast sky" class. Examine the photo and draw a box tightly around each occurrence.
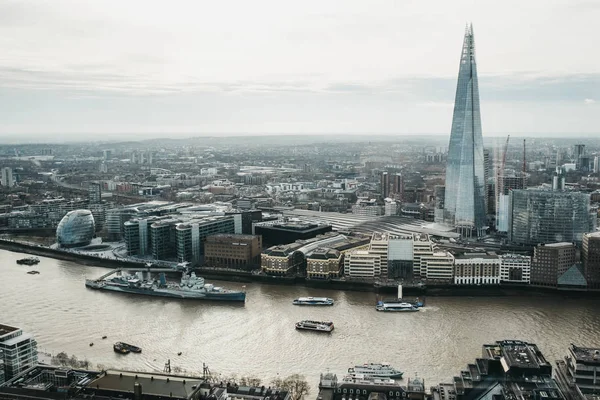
[0,0,599,141]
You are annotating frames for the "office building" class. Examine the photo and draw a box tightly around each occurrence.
[438,25,487,237]
[1,167,14,187]
[56,209,95,248]
[583,232,600,289]
[496,174,527,232]
[508,189,596,246]
[261,243,305,275]
[420,250,454,283]
[454,253,501,285]
[434,185,445,223]
[555,344,600,400]
[254,221,332,247]
[380,171,390,198]
[176,216,236,263]
[531,243,577,287]
[317,372,425,400]
[413,233,435,279]
[88,182,102,204]
[499,254,531,283]
[306,248,343,279]
[344,250,381,279]
[0,324,38,381]
[368,233,392,278]
[387,235,414,280]
[204,234,262,270]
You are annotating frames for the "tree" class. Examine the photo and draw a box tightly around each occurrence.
[271,374,310,400]
[54,352,69,366]
[239,376,262,387]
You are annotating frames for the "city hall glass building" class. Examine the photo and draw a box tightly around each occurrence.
[56,209,95,248]
[439,24,487,237]
[508,189,596,246]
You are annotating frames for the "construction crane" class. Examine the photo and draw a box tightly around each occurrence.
[501,135,510,177]
[522,139,527,174]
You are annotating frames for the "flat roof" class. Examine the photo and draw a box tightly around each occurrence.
[570,345,600,364]
[0,323,19,337]
[88,370,203,398]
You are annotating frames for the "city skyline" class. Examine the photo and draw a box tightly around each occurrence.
[0,0,599,140]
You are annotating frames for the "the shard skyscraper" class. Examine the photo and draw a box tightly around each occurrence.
[440,24,487,237]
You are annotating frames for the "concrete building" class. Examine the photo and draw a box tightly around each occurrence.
[0,324,37,381]
[531,242,578,287]
[344,250,381,279]
[583,232,600,289]
[499,253,531,283]
[420,251,454,283]
[352,198,384,216]
[261,243,305,275]
[555,344,600,400]
[88,181,102,204]
[384,198,398,216]
[204,234,262,270]
[306,248,343,279]
[454,253,500,285]
[317,372,425,400]
[413,234,435,279]
[1,167,14,187]
[368,232,392,278]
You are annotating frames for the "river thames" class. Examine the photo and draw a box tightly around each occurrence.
[2,249,600,390]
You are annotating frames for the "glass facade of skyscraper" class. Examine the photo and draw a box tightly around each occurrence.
[439,24,487,237]
[508,189,596,246]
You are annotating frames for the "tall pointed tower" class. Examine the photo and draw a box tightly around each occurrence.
[441,24,487,237]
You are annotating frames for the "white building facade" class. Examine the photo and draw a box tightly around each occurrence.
[499,254,531,283]
[454,254,501,285]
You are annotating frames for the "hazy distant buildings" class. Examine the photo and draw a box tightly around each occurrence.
[88,182,102,204]
[437,25,487,237]
[1,167,14,187]
[508,189,596,246]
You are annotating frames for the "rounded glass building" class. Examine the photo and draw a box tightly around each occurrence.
[56,209,95,248]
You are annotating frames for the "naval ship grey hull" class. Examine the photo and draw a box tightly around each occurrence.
[85,280,246,302]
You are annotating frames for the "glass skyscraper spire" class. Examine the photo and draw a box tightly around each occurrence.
[440,24,487,237]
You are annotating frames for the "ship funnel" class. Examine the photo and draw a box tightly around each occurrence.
[398,284,403,300]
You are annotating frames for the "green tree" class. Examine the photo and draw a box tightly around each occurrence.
[271,374,310,400]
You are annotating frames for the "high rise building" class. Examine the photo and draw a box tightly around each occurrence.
[508,189,596,246]
[380,172,390,198]
[1,167,14,187]
[583,232,600,289]
[438,25,487,237]
[88,182,102,204]
[0,323,38,381]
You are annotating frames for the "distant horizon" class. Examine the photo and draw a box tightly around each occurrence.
[1,131,600,146]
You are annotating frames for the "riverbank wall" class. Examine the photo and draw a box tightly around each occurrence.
[2,239,598,297]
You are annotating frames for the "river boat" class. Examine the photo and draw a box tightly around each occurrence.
[376,301,418,312]
[26,270,40,275]
[85,271,246,302]
[347,363,404,379]
[113,342,130,354]
[121,342,142,353]
[17,257,40,266]
[295,320,334,333]
[292,297,334,306]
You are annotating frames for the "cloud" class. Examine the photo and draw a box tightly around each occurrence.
[584,98,595,104]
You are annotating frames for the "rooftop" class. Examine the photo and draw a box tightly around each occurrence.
[570,344,600,364]
[0,323,19,338]
[86,369,203,399]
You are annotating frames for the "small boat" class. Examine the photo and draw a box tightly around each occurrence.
[295,320,334,333]
[121,342,142,353]
[177,352,182,356]
[348,363,404,379]
[26,270,40,275]
[292,297,334,306]
[113,342,130,354]
[89,343,94,347]
[375,301,418,312]
[17,257,40,266]
[102,336,107,339]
